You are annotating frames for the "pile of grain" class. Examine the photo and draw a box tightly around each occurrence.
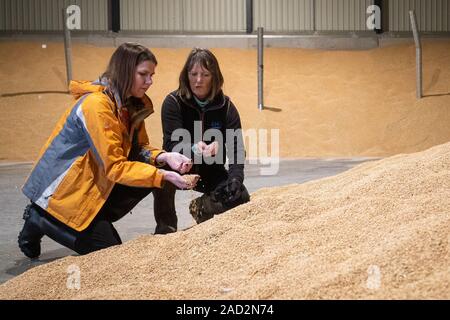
[1,142,449,299]
[2,41,450,161]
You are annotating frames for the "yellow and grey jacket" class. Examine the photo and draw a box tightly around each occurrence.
[22,79,164,231]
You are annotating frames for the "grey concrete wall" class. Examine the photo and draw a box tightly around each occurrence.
[0,32,381,50]
[0,31,449,50]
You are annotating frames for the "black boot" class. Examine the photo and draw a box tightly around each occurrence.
[18,204,78,258]
[154,223,177,235]
[189,186,251,224]
[189,193,225,224]
[18,204,43,259]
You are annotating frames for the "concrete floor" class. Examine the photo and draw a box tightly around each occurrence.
[0,158,377,284]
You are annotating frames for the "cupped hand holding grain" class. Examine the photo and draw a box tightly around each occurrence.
[160,170,198,189]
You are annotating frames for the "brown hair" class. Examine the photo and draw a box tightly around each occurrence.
[102,42,157,104]
[177,48,224,101]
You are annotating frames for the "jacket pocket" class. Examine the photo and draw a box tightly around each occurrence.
[51,160,83,201]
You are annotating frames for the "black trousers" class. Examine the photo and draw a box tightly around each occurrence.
[152,181,178,234]
[152,164,228,233]
[77,183,152,254]
[153,168,249,233]
[34,184,152,255]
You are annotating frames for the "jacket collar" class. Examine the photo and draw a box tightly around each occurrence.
[178,90,227,112]
[93,77,154,115]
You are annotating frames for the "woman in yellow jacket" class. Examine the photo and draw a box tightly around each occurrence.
[18,43,198,258]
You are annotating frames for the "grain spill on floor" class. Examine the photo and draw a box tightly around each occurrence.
[1,142,449,299]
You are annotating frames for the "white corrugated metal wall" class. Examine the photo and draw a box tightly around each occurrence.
[0,0,108,31]
[253,0,314,32]
[122,0,375,33]
[120,0,245,32]
[254,0,374,32]
[315,0,374,31]
[121,0,181,31]
[184,0,245,32]
[389,0,450,32]
[1,0,449,33]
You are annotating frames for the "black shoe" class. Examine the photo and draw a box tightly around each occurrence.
[189,195,219,224]
[154,223,177,235]
[18,204,43,259]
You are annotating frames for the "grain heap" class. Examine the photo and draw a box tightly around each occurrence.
[2,42,450,161]
[1,142,449,299]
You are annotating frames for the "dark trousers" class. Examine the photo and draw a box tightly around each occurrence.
[152,182,178,234]
[152,166,228,233]
[152,170,249,234]
[76,184,152,254]
[34,184,152,255]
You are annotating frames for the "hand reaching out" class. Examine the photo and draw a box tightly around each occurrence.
[156,152,192,174]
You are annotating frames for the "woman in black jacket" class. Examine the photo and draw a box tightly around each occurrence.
[153,48,250,234]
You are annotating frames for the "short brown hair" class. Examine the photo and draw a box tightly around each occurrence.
[102,42,157,104]
[177,48,224,101]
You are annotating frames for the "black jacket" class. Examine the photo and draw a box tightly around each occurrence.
[161,90,245,191]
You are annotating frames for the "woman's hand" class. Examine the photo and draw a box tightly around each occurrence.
[193,141,219,157]
[156,152,193,174]
[160,170,200,190]
[203,141,219,157]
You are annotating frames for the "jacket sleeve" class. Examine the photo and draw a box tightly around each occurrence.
[161,94,195,159]
[225,100,245,183]
[137,121,166,167]
[79,94,164,188]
